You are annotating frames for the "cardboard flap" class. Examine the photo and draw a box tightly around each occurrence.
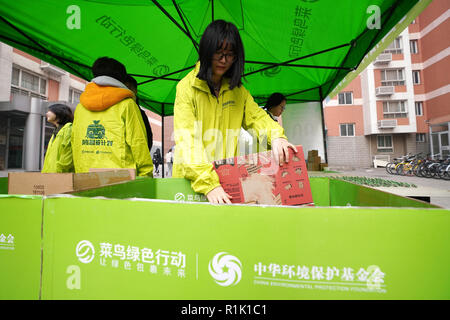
[74,169,136,190]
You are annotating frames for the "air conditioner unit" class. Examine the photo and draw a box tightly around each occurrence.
[40,62,66,77]
[377,119,397,128]
[374,53,392,64]
[375,86,395,96]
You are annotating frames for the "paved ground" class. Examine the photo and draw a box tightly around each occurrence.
[310,167,450,209]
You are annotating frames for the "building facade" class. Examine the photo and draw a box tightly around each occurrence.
[0,43,164,173]
[323,0,449,169]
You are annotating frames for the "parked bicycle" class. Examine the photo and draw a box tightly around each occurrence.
[436,157,450,180]
[396,153,424,176]
[385,153,450,180]
[386,153,420,176]
[418,154,447,178]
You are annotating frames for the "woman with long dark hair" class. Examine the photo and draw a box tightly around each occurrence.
[42,104,74,172]
[173,20,298,204]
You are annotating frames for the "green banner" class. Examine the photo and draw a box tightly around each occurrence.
[41,196,450,300]
[0,195,43,300]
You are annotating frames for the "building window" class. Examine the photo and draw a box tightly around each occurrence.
[377,135,393,152]
[416,133,426,143]
[415,101,423,116]
[340,123,355,137]
[381,69,405,86]
[383,101,408,118]
[412,70,421,84]
[11,66,47,99]
[338,92,353,105]
[409,40,418,54]
[69,88,82,104]
[11,68,20,86]
[383,37,402,54]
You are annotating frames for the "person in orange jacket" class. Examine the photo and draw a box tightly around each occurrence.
[71,57,153,176]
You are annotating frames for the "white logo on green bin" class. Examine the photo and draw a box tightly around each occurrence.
[76,240,95,264]
[208,252,242,287]
[174,193,185,202]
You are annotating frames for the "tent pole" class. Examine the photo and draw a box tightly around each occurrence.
[172,0,199,52]
[243,43,351,78]
[162,104,165,178]
[0,17,88,80]
[211,0,214,21]
[319,87,328,164]
[245,60,352,71]
[138,65,194,85]
[151,0,199,48]
[0,34,92,70]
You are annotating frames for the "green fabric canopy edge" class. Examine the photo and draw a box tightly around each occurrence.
[0,0,425,116]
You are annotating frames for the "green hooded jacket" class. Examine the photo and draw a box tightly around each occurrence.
[173,63,287,195]
[71,80,153,177]
[42,122,74,173]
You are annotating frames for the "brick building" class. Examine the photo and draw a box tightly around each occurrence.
[0,44,165,174]
[323,0,449,169]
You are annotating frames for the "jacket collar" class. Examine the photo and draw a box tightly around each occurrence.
[265,109,278,122]
[91,76,129,89]
[191,62,231,95]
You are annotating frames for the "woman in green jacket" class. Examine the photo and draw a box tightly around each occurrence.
[42,104,74,173]
[173,20,298,204]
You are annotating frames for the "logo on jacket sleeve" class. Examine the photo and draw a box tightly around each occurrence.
[82,120,113,147]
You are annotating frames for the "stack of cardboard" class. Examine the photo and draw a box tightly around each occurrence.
[307,150,321,171]
[213,145,313,206]
[8,169,136,195]
[307,150,328,171]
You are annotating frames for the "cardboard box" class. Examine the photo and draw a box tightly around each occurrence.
[89,168,136,180]
[213,146,313,206]
[308,150,318,158]
[8,169,135,195]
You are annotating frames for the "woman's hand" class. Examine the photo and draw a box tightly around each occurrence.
[206,186,233,204]
[271,138,298,166]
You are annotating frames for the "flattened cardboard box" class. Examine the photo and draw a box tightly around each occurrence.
[213,146,313,206]
[8,169,135,195]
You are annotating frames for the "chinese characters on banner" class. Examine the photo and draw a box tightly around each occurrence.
[98,241,187,278]
[96,15,160,70]
[254,261,386,292]
[289,6,313,58]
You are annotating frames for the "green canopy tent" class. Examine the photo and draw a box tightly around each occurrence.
[0,0,430,171]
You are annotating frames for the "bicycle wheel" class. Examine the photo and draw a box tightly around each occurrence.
[385,162,392,174]
[438,165,446,179]
[396,164,405,175]
[430,164,439,178]
[386,162,395,174]
[421,164,432,178]
[404,164,414,176]
[413,164,422,177]
[443,167,450,180]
